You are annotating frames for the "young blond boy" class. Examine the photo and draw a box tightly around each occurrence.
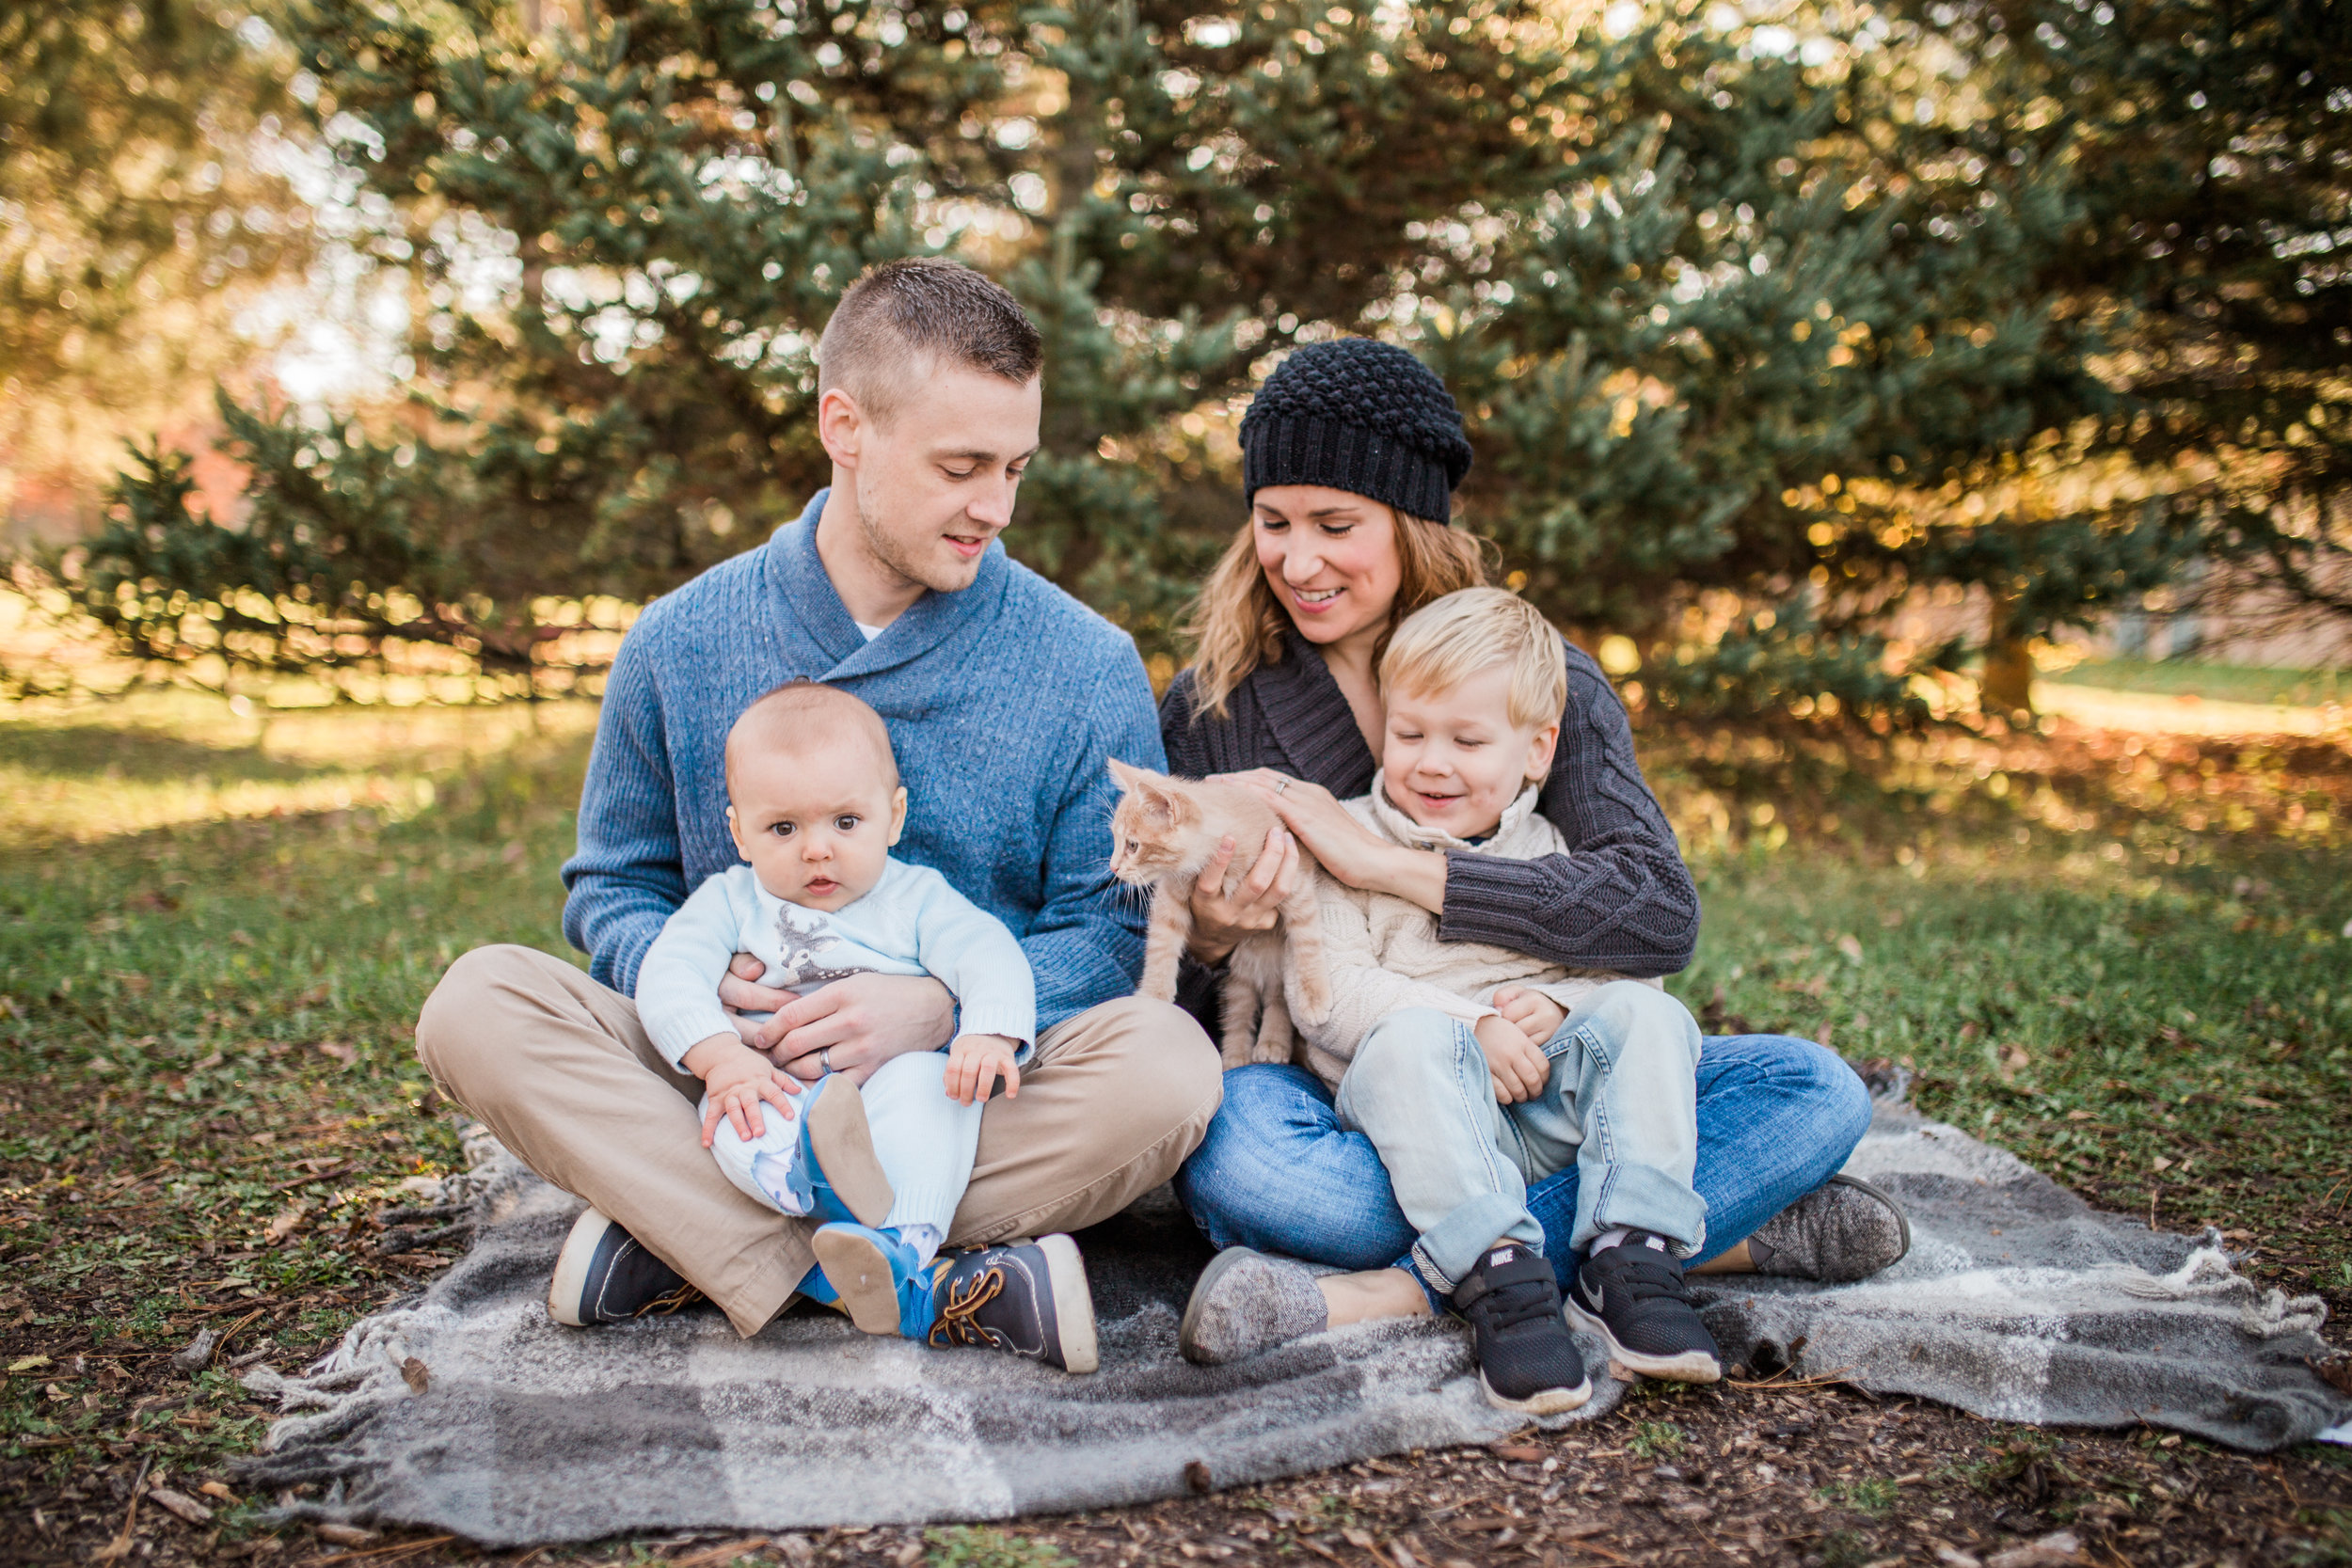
[1197,589,1718,1412]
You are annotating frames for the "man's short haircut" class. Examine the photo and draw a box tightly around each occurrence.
[815,258,1043,424]
[1378,587,1569,731]
[726,680,900,792]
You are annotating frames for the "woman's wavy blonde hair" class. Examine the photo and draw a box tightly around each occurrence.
[1181,507,1493,721]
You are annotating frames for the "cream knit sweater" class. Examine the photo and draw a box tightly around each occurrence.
[1285,773,1659,1090]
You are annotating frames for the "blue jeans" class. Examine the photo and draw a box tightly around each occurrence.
[1335,983,1706,1293]
[1174,1026,1871,1298]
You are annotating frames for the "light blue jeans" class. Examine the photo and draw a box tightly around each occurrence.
[1176,1014,1871,1300]
[1336,983,1705,1293]
[707,1050,981,1236]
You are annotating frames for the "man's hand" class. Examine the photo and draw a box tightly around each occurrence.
[767,973,958,1085]
[1474,1013,1549,1106]
[682,1032,803,1148]
[1183,822,1299,965]
[945,1033,1022,1106]
[1492,987,1568,1052]
[719,952,793,1048]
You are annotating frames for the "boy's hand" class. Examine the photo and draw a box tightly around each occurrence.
[1474,1014,1549,1105]
[683,1033,802,1148]
[1493,987,1568,1050]
[945,1033,1022,1106]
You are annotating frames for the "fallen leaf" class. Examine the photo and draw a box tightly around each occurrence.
[315,1040,358,1066]
[1343,1528,1378,1551]
[145,1486,213,1526]
[198,1481,241,1504]
[1491,1445,1546,1462]
[1985,1532,2080,1568]
[2239,1095,2280,1109]
[672,1541,776,1568]
[314,1523,377,1546]
[2152,1156,2174,1173]
[1837,935,1865,963]
[8,1354,50,1374]
[264,1202,310,1243]
[172,1328,218,1372]
[401,1356,430,1395]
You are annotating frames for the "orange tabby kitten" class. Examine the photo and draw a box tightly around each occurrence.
[1106,759,1332,1069]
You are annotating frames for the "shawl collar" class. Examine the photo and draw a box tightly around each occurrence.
[762,487,1010,681]
[1255,628,1377,799]
[1365,769,1547,854]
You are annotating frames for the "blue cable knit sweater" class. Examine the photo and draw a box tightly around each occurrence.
[560,490,1162,1033]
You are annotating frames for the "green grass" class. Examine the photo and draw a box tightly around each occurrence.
[1819,1476,1900,1514]
[0,692,2346,1502]
[925,1526,1073,1568]
[1669,815,2352,1285]
[1626,1419,1688,1461]
[2043,657,2350,708]
[0,695,592,1491]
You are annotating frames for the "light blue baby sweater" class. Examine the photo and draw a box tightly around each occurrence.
[635,859,1037,1069]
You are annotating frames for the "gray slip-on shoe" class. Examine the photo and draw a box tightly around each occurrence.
[1178,1246,1330,1366]
[1746,1173,1912,1283]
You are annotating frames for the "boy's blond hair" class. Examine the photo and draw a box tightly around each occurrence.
[1377,587,1567,730]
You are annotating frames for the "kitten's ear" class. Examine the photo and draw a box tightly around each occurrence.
[1107,757,1150,794]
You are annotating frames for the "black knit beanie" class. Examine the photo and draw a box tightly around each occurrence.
[1239,338,1474,523]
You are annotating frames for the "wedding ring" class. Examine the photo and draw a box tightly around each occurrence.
[820,1048,834,1074]
[1276,778,1290,795]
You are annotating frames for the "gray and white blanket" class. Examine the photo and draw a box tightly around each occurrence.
[242,1099,2347,1545]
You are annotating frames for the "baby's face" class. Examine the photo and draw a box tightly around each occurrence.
[1381,662,1559,839]
[726,740,906,912]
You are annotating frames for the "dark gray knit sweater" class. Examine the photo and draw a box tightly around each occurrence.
[1158,630,1701,1017]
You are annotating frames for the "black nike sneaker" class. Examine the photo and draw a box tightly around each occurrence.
[926,1234,1099,1373]
[548,1208,704,1326]
[1451,1243,1591,1415]
[1565,1231,1723,1383]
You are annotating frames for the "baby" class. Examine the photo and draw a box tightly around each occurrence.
[633,680,1093,1371]
[1279,588,1718,1412]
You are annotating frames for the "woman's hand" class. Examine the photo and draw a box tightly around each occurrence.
[1232,769,1448,914]
[1184,825,1300,965]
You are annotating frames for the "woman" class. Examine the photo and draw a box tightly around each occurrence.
[1160,337,1908,1366]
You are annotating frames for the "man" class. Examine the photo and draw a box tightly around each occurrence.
[416,259,1222,1368]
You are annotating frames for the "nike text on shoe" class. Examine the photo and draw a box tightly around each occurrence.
[926,1234,1099,1373]
[1745,1173,1912,1282]
[548,1208,703,1326]
[1451,1243,1592,1416]
[810,1223,937,1338]
[1565,1231,1723,1384]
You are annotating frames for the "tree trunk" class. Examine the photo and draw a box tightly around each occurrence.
[1982,594,2035,720]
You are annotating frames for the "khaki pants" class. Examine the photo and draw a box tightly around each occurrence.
[416,944,1223,1336]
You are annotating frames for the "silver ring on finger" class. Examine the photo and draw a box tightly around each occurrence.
[1276,777,1290,794]
[820,1048,834,1075]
